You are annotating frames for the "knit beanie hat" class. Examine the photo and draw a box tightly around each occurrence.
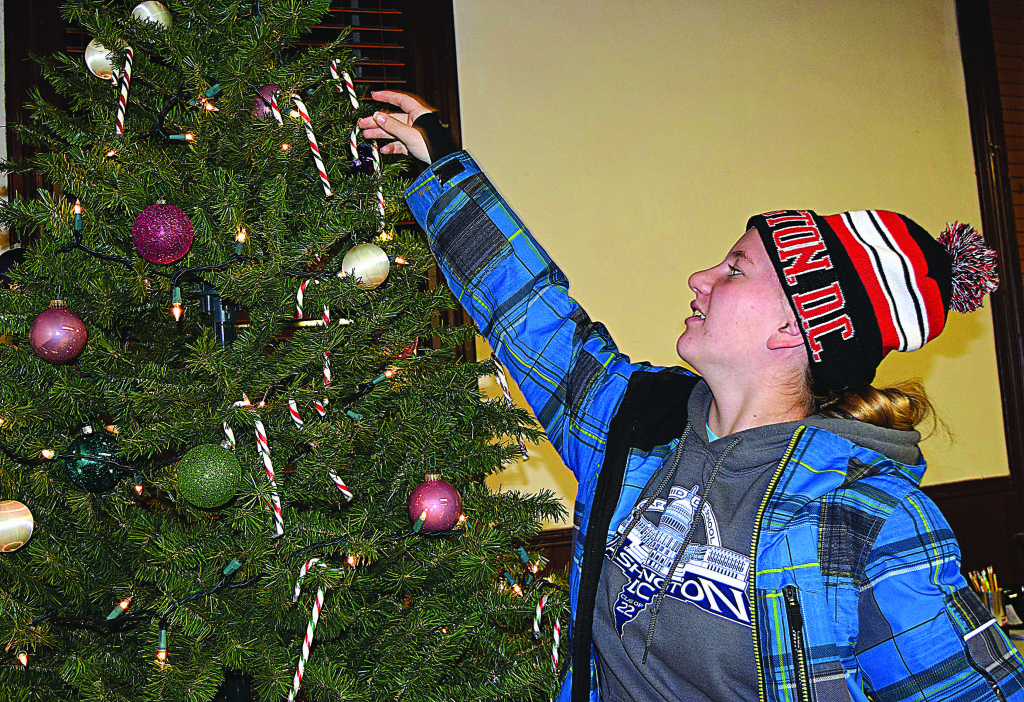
[746,209,998,394]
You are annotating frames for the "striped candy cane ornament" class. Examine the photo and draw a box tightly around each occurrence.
[228,398,284,537]
[114,47,134,136]
[269,92,284,126]
[348,126,360,161]
[551,617,561,672]
[329,60,345,95]
[289,559,327,702]
[339,68,360,110]
[288,399,304,429]
[291,94,332,197]
[295,279,308,318]
[533,593,549,639]
[372,141,386,230]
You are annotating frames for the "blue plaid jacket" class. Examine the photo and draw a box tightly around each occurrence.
[405,152,1024,702]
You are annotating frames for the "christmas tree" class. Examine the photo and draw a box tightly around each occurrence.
[0,2,566,700]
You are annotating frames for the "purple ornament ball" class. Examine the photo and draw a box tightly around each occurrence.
[408,474,462,531]
[30,300,88,363]
[253,84,279,119]
[132,203,194,264]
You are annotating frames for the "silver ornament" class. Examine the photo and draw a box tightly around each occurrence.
[85,39,115,80]
[132,1,172,30]
[340,243,390,289]
[0,500,34,553]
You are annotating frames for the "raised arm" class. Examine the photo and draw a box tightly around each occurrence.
[362,93,671,483]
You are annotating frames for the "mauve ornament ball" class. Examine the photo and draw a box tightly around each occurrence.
[132,203,194,264]
[253,84,279,119]
[408,473,462,531]
[30,300,88,363]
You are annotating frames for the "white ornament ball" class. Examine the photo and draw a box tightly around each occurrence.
[340,243,390,290]
[132,1,173,30]
[0,500,34,553]
[84,40,115,80]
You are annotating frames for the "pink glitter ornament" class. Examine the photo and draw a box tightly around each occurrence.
[253,84,279,119]
[29,300,88,363]
[408,473,462,531]
[132,203,193,264]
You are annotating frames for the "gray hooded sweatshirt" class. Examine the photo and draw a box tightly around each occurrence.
[593,380,922,702]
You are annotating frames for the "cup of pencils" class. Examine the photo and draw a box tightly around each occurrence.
[970,566,1005,625]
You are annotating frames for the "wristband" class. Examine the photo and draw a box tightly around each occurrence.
[413,112,458,162]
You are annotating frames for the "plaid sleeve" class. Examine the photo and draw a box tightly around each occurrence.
[856,489,1024,701]
[405,152,647,484]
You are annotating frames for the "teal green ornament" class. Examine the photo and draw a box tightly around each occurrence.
[176,444,242,509]
[63,431,122,492]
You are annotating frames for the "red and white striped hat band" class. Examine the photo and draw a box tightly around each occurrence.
[747,209,952,394]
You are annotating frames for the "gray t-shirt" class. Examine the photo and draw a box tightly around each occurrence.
[592,381,921,701]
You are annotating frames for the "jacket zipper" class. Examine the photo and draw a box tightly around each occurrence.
[750,426,806,702]
[783,585,813,702]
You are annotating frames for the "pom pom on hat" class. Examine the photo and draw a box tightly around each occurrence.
[938,222,999,313]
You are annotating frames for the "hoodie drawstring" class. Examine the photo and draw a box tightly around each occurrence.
[610,424,692,554]
[641,435,741,664]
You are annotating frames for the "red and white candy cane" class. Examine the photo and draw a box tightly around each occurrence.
[114,46,133,136]
[372,141,386,229]
[291,94,332,198]
[339,67,360,110]
[228,398,284,537]
[288,399,304,430]
[288,399,353,500]
[289,558,327,702]
[533,593,549,639]
[551,617,561,672]
[491,354,530,460]
[320,348,332,417]
[269,91,284,126]
[329,60,344,95]
[295,280,308,318]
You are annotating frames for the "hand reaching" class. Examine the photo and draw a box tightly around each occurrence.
[357,90,436,163]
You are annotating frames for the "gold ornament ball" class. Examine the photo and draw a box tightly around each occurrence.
[132,1,172,30]
[340,243,390,290]
[85,40,115,80]
[0,500,34,553]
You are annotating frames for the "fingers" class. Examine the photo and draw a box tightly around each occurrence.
[360,111,430,163]
[369,90,436,120]
[380,142,409,156]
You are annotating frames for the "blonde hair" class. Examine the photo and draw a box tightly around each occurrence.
[811,378,941,433]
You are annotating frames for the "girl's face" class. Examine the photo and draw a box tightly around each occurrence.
[676,228,804,377]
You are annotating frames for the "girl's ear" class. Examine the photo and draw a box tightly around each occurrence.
[767,319,805,350]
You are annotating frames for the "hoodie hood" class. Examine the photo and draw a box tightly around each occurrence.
[687,381,924,481]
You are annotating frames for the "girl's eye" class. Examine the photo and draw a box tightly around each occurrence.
[727,264,742,277]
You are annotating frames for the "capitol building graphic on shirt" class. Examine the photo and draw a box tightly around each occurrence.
[606,484,751,636]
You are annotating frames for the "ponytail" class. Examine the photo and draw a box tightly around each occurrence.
[813,379,939,433]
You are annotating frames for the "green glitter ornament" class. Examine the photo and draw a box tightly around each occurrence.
[63,430,122,493]
[176,444,242,509]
